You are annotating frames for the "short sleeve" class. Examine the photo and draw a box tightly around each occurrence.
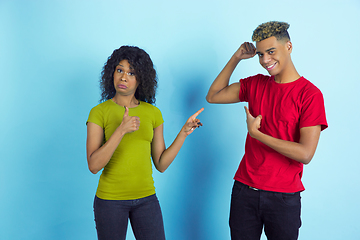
[152,106,164,129]
[299,89,328,131]
[239,74,265,102]
[86,105,104,128]
[239,77,251,102]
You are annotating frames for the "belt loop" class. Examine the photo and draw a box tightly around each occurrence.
[249,186,259,191]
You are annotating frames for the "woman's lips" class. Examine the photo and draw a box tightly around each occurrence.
[118,84,127,89]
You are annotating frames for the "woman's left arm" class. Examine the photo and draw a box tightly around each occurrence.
[151,108,204,173]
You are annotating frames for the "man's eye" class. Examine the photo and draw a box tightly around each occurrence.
[269,51,274,54]
[257,53,263,57]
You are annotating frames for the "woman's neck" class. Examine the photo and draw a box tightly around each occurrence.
[112,95,139,108]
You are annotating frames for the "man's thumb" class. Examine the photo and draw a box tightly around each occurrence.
[244,106,249,115]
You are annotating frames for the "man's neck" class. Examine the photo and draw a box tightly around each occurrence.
[274,62,300,84]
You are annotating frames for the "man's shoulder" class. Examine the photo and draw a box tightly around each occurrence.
[245,74,271,80]
[241,74,271,83]
[240,74,272,88]
[297,77,323,95]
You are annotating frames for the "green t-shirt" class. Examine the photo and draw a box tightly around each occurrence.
[87,99,164,200]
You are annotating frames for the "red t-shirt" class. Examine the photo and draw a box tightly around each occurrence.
[234,74,328,193]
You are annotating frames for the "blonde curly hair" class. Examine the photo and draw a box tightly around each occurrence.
[252,21,290,42]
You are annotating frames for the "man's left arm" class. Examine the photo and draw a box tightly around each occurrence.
[244,106,321,164]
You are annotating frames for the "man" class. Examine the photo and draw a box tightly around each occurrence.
[206,21,328,240]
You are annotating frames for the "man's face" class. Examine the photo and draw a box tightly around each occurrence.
[255,36,292,76]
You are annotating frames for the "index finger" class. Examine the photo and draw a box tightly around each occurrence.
[190,107,204,120]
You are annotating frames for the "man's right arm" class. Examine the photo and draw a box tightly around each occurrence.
[206,42,256,104]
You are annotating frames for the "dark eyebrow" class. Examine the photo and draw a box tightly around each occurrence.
[256,47,276,55]
[117,64,134,70]
[266,47,276,52]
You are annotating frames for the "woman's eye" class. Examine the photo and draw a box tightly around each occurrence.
[117,69,123,73]
[128,72,134,76]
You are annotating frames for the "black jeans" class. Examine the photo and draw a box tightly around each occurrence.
[229,181,301,240]
[94,194,166,240]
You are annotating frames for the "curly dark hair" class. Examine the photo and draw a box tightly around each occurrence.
[99,46,157,104]
[252,21,290,42]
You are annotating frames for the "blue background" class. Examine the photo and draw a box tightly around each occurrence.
[1,0,359,239]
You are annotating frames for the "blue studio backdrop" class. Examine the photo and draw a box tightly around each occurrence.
[1,0,359,239]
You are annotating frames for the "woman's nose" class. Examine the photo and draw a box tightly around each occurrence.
[120,72,127,81]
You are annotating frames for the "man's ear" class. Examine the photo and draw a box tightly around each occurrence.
[287,41,292,53]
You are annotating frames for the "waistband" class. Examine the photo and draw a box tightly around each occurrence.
[237,181,297,195]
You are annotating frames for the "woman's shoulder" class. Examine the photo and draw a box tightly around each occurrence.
[139,101,161,111]
[92,99,113,108]
[138,101,163,121]
[89,99,114,113]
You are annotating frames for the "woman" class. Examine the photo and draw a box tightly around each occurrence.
[86,46,203,240]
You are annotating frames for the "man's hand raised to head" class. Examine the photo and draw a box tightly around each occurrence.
[234,42,256,60]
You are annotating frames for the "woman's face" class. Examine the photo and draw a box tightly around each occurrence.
[113,59,139,96]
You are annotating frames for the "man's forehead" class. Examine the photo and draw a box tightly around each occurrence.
[255,36,284,51]
[255,36,277,45]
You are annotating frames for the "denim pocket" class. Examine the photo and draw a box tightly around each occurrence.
[276,192,301,207]
[231,181,244,198]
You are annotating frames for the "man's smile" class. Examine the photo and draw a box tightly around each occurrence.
[265,62,277,70]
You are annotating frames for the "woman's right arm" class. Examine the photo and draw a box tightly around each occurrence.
[86,107,140,174]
